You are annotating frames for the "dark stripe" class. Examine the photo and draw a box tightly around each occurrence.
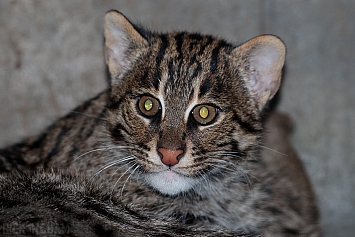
[107,90,132,111]
[215,75,226,94]
[188,88,195,101]
[83,109,105,139]
[174,33,184,60]
[193,156,208,163]
[185,36,213,82]
[198,77,212,97]
[110,123,130,141]
[44,124,72,167]
[175,33,184,77]
[107,97,123,111]
[210,41,224,74]
[186,36,213,72]
[0,147,29,171]
[121,109,134,133]
[232,113,262,134]
[138,70,154,90]
[188,33,203,42]
[187,54,197,69]
[68,146,79,164]
[137,142,150,151]
[150,35,168,90]
[198,36,213,56]
[156,36,168,65]
[66,110,105,164]
[190,62,201,80]
[151,71,160,90]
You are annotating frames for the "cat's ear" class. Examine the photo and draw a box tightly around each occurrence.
[104,10,148,84]
[233,35,286,110]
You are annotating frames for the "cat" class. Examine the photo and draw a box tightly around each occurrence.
[0,10,319,236]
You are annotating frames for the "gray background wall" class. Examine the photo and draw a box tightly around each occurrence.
[0,1,354,236]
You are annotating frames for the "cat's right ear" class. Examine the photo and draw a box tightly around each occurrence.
[104,10,148,84]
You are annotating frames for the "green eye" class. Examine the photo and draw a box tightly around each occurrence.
[138,96,160,117]
[199,106,209,119]
[144,99,153,111]
[192,105,217,125]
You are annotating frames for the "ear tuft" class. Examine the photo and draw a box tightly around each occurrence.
[104,10,147,83]
[234,35,286,110]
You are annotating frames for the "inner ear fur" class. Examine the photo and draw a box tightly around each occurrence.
[104,10,148,84]
[233,35,286,110]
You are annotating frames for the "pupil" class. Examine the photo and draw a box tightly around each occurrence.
[144,99,153,111]
[199,106,209,119]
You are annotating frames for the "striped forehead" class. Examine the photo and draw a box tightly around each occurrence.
[150,33,230,86]
[148,33,223,122]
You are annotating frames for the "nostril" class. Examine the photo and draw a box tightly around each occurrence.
[176,149,184,160]
[157,150,163,160]
[158,148,184,166]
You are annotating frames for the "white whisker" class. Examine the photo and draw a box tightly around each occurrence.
[196,169,209,194]
[257,144,288,156]
[209,158,253,190]
[73,146,133,162]
[120,164,140,198]
[86,155,135,188]
[207,163,236,173]
[209,157,240,169]
[210,151,242,155]
[71,111,107,121]
[110,160,136,200]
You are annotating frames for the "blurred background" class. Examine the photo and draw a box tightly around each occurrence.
[0,1,354,236]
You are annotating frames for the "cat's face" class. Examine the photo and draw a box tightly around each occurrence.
[104,11,285,196]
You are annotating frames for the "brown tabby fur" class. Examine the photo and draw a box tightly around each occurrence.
[0,10,319,236]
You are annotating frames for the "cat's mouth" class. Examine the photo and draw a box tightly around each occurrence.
[144,168,198,196]
[159,169,182,182]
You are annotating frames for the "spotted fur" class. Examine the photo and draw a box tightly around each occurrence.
[0,10,319,236]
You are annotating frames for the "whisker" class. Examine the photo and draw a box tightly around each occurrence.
[257,144,288,156]
[209,157,240,169]
[207,163,236,173]
[71,111,107,121]
[209,151,243,155]
[209,158,253,189]
[120,164,140,198]
[73,146,133,162]
[110,160,136,200]
[86,155,135,188]
[196,169,209,194]
[207,151,244,161]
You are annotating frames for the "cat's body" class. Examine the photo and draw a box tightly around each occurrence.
[0,11,319,236]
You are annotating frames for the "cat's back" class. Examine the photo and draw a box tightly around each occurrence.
[256,112,320,236]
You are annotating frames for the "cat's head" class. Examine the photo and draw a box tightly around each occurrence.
[103,11,285,196]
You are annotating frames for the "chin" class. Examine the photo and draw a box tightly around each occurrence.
[145,170,198,196]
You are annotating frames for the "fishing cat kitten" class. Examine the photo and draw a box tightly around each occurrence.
[0,10,319,236]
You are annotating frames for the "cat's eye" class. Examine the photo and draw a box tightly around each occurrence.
[192,105,218,125]
[138,96,160,117]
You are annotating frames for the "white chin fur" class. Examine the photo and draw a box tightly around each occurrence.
[145,170,197,196]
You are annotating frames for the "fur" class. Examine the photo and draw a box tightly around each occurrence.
[0,10,319,236]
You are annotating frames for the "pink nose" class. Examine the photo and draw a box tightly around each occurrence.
[158,148,184,166]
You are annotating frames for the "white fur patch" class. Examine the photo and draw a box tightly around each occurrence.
[145,170,197,195]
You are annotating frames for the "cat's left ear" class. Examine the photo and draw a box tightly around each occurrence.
[104,10,148,84]
[232,35,286,110]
